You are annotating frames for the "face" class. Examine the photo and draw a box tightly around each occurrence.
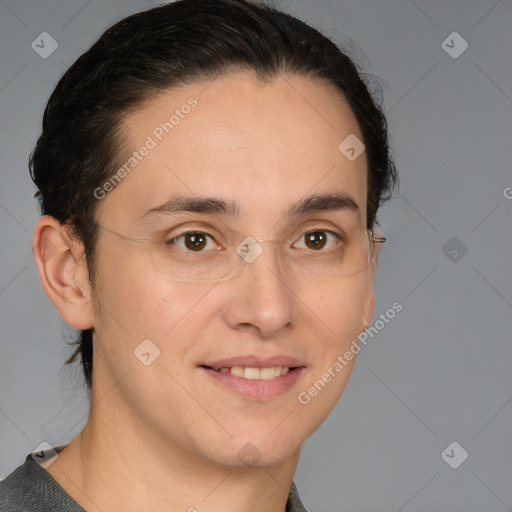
[88,71,376,467]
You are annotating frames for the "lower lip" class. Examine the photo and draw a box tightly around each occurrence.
[200,366,305,401]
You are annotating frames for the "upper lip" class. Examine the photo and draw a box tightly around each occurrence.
[201,355,305,370]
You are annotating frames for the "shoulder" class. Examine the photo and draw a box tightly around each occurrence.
[286,480,309,512]
[0,447,84,512]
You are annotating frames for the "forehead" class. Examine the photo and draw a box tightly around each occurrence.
[96,71,367,229]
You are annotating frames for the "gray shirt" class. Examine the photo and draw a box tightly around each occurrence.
[0,446,308,511]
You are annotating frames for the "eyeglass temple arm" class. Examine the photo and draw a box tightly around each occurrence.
[370,230,386,244]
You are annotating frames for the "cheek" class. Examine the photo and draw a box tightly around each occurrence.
[92,237,207,339]
[302,277,370,343]
[296,278,370,400]
[103,277,211,343]
[151,285,215,340]
[91,260,209,391]
[293,281,370,432]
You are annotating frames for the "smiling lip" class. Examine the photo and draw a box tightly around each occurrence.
[199,354,306,401]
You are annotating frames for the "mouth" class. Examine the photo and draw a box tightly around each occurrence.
[200,364,301,380]
[199,364,306,401]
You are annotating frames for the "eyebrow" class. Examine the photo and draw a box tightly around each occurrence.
[142,195,240,218]
[141,192,362,224]
[286,193,362,223]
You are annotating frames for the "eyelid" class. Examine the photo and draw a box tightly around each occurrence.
[163,222,228,243]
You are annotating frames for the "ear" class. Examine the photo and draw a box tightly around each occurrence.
[360,231,384,330]
[32,215,94,330]
[361,286,375,331]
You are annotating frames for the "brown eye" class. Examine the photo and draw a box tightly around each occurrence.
[184,232,207,251]
[305,231,327,250]
[170,232,216,252]
[293,230,340,252]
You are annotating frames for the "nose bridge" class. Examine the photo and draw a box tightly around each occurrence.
[235,236,266,265]
[229,237,295,335]
[235,236,289,278]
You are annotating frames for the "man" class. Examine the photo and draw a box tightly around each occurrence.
[0,0,397,510]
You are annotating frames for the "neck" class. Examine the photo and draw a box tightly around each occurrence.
[45,387,301,512]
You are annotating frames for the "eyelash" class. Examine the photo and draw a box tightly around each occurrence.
[166,229,344,253]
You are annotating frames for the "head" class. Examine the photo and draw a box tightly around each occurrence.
[31,0,398,467]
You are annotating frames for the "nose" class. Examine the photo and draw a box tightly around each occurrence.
[221,242,296,337]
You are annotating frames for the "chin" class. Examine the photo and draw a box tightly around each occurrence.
[216,434,303,468]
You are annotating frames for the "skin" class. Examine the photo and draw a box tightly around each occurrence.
[33,71,378,512]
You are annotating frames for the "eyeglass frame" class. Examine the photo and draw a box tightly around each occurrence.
[96,223,387,282]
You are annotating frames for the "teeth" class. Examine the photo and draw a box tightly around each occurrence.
[216,366,291,379]
[230,366,244,377]
[259,367,276,379]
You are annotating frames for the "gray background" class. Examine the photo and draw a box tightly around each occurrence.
[1,0,511,510]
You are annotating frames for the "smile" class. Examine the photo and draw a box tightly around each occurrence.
[200,365,305,401]
[207,365,291,379]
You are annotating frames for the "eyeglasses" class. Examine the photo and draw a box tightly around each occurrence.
[98,223,386,283]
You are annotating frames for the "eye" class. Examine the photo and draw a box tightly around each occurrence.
[168,231,220,252]
[293,230,341,251]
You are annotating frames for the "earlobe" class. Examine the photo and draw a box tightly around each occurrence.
[32,215,94,330]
